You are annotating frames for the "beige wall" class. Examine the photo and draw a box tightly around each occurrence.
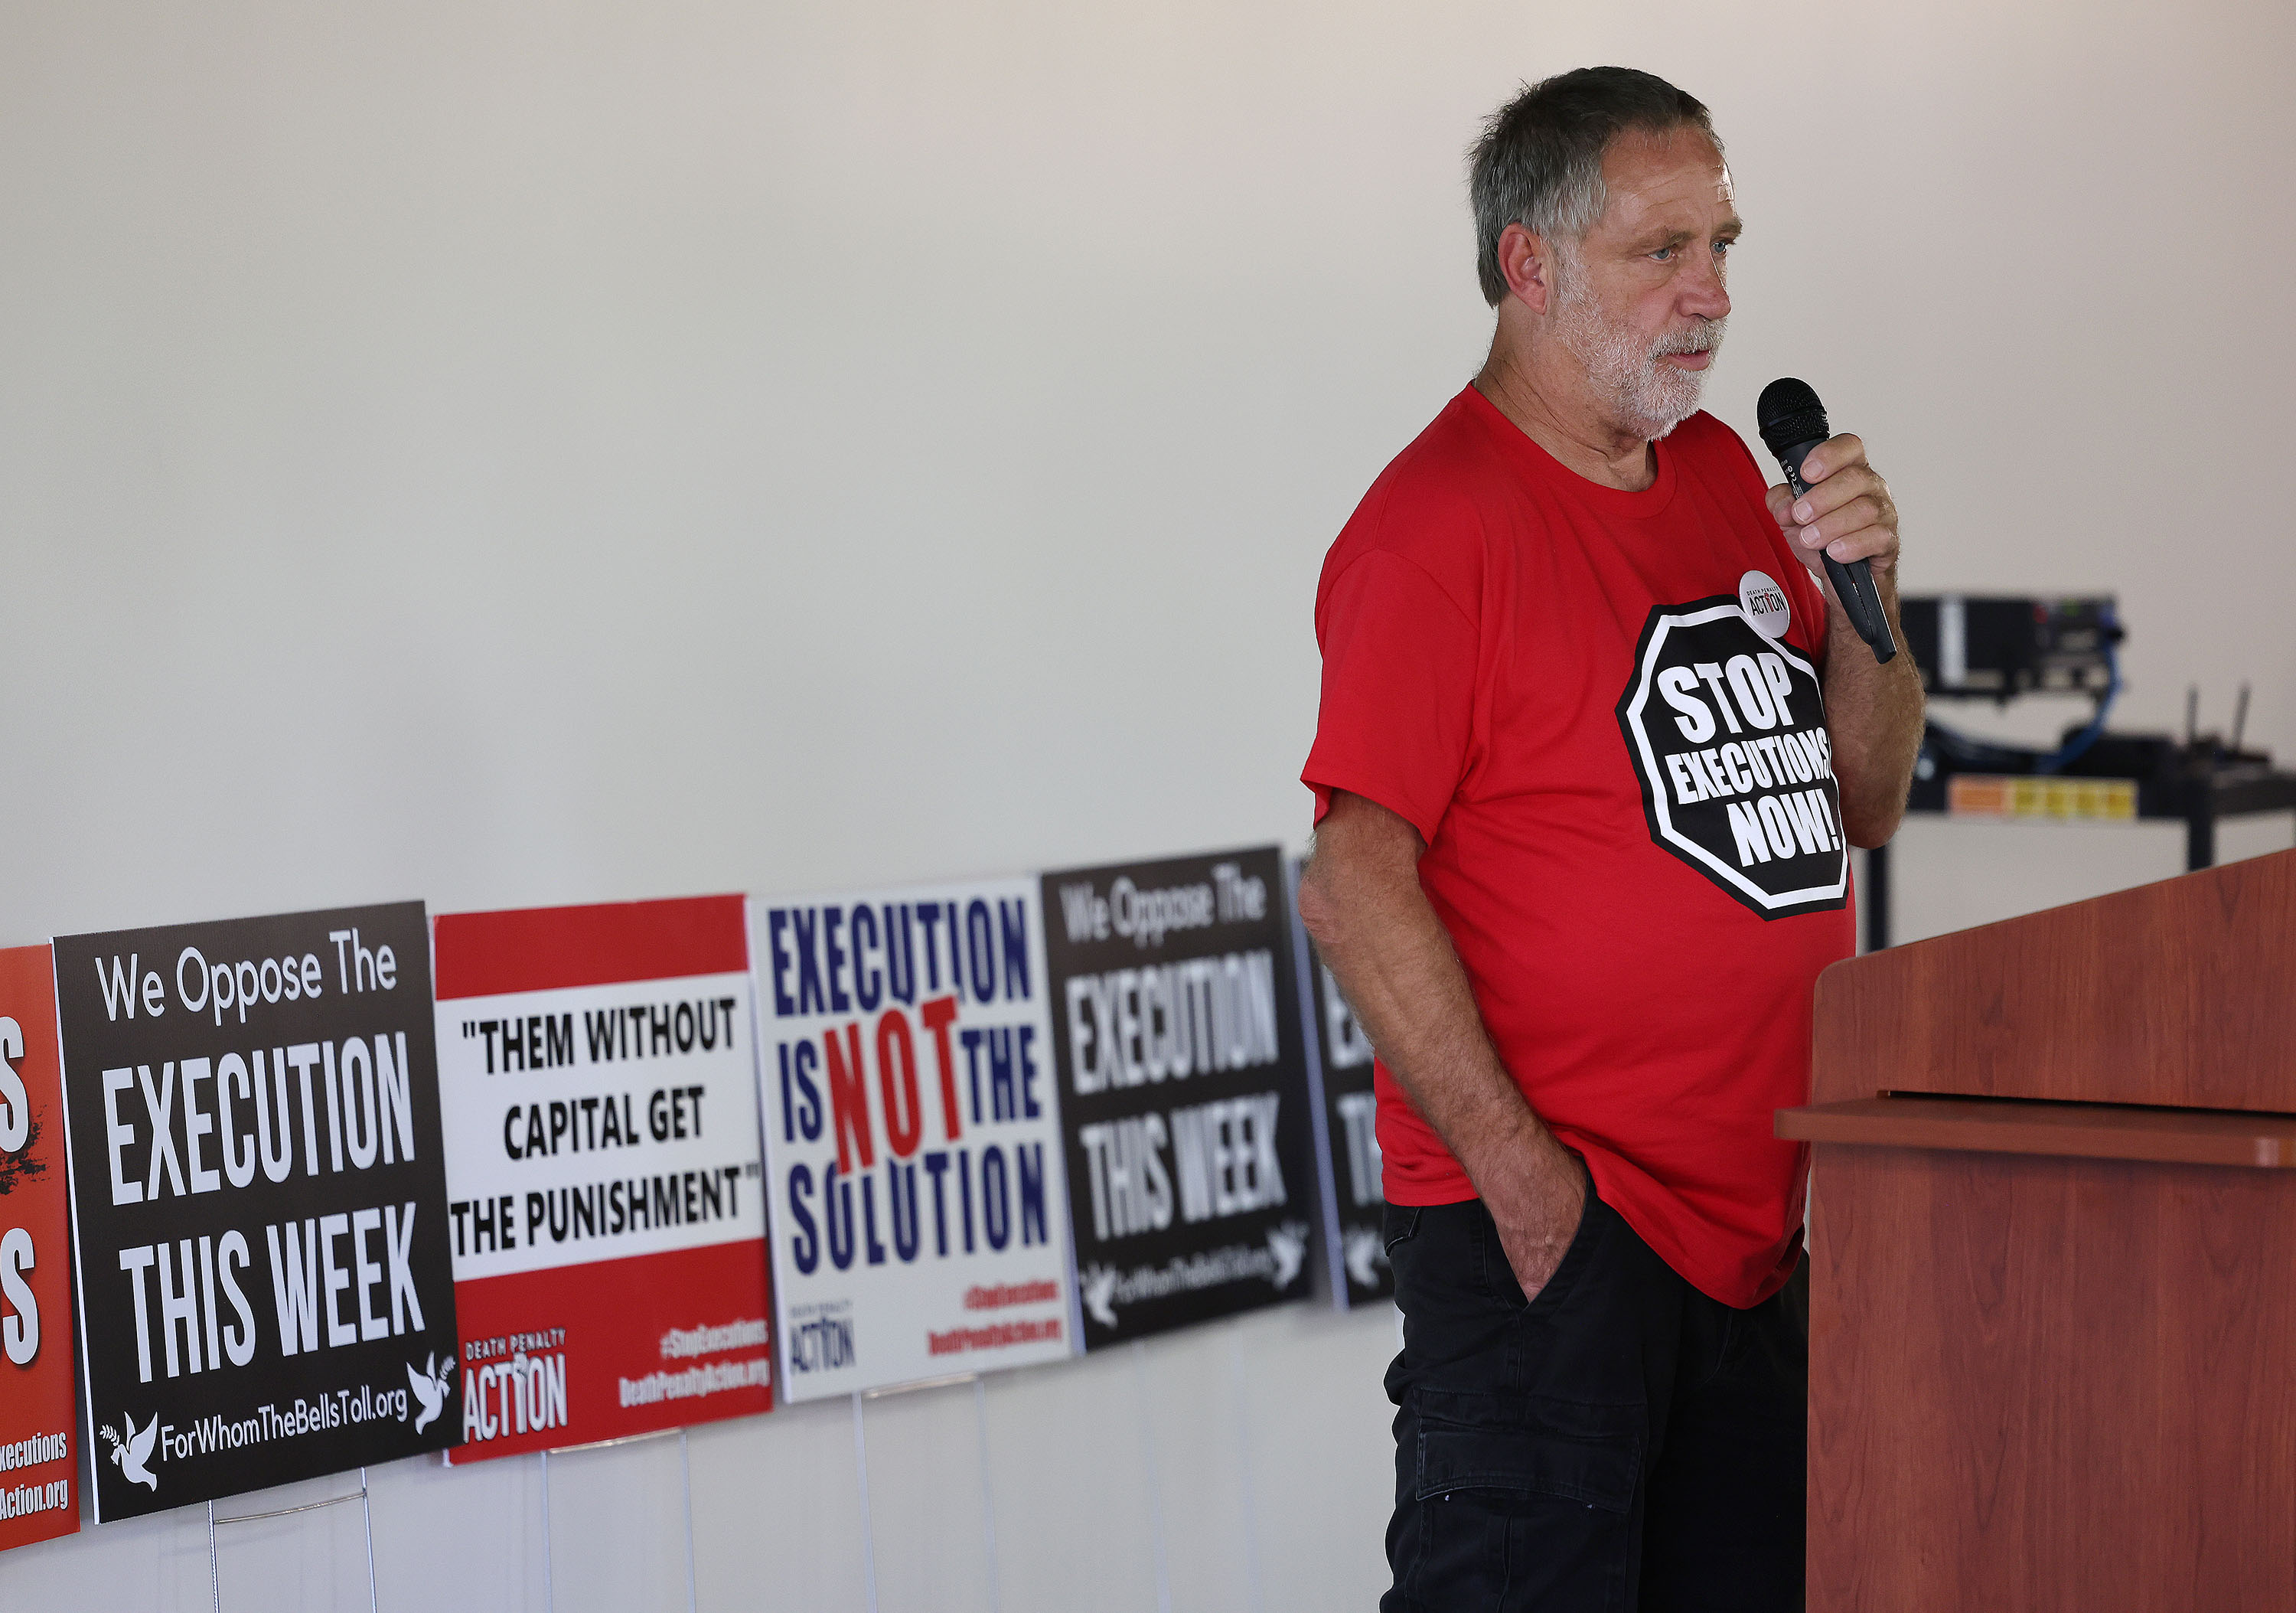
[2,2,2291,1606]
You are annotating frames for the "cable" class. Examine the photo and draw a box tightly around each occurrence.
[2034,632,2121,774]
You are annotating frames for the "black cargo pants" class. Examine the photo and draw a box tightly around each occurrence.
[1381,1180,1806,1611]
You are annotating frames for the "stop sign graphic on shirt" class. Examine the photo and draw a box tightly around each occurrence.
[1616,596,1851,918]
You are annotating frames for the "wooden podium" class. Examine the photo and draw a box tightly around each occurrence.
[1779,848,2296,1611]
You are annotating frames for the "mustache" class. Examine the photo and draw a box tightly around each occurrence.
[1651,319,1726,357]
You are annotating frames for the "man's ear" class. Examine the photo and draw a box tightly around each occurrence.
[1496,222,1559,315]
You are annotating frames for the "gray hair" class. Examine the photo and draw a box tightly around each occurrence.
[1469,67,1720,307]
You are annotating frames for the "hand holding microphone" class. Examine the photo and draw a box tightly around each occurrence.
[1756,379,1899,664]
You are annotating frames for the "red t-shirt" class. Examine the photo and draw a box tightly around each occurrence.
[1303,384,1854,1308]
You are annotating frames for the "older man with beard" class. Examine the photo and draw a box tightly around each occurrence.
[1296,68,1923,1611]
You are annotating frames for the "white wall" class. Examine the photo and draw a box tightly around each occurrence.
[2,2,2291,1607]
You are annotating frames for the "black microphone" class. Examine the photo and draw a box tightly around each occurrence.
[1756,378,1897,664]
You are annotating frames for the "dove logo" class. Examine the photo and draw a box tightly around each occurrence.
[407,1353,454,1434]
[102,1412,159,1492]
[1263,1222,1308,1290]
[1080,1263,1120,1329]
[1342,1226,1389,1292]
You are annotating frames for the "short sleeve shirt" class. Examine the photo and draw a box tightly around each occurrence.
[1303,384,1854,1308]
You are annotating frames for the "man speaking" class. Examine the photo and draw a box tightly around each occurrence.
[1296,69,1924,1609]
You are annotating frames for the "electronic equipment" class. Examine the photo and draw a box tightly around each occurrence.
[1861,596,2293,953]
[1899,594,2277,815]
[1896,595,2120,701]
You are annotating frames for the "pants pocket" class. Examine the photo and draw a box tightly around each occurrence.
[1394,1388,1642,1612]
[1413,1389,1640,1511]
[1383,1203,1423,1255]
[1479,1168,1600,1317]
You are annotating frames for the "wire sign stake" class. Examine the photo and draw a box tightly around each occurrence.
[204,1476,377,1612]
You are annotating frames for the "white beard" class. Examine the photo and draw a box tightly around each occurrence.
[1551,249,1725,442]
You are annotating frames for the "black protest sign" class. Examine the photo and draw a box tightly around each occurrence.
[1042,847,1317,1347]
[1285,861,1391,1308]
[54,904,459,1521]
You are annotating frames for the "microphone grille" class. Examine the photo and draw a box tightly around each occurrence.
[1756,377,1830,459]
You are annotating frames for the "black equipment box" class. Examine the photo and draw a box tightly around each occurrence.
[1897,595,2119,700]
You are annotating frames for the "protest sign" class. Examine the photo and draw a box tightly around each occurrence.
[55,905,458,1520]
[0,946,77,1548]
[433,896,772,1461]
[1042,848,1318,1347]
[756,879,1077,1399]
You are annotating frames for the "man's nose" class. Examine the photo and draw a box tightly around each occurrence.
[1679,251,1730,320]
